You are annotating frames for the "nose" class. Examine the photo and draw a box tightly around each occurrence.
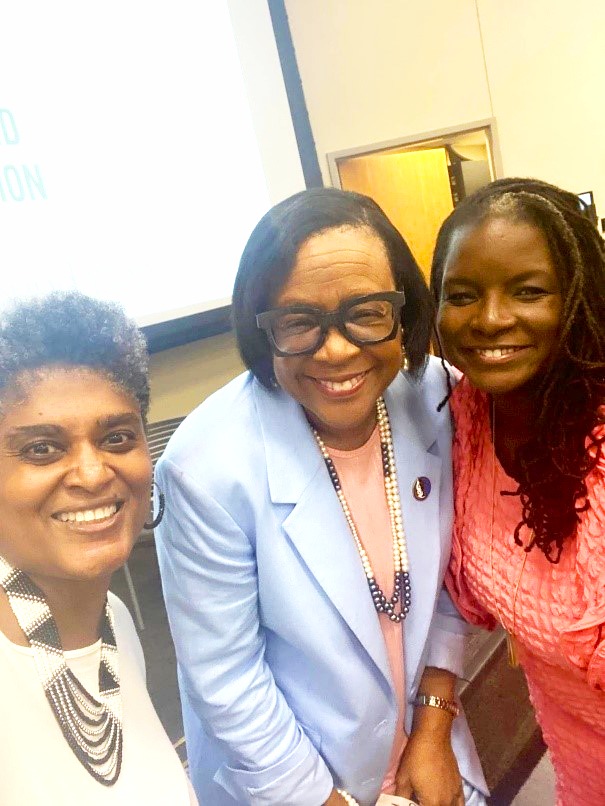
[313,325,360,363]
[470,292,516,335]
[64,443,115,492]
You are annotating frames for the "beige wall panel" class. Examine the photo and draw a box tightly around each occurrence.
[148,332,243,422]
[284,0,492,182]
[339,148,454,276]
[477,0,605,210]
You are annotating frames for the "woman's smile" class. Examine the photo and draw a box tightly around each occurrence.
[308,369,370,397]
[463,344,533,363]
[51,499,125,533]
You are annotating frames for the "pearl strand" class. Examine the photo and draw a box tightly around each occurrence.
[337,789,360,805]
[313,397,411,622]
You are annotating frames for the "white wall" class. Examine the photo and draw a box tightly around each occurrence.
[285,0,605,211]
[477,0,605,207]
[284,0,491,177]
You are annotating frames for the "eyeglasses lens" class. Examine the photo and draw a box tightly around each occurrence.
[272,312,321,354]
[271,300,396,355]
[344,299,396,342]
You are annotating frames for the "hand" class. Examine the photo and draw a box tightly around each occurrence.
[394,731,464,806]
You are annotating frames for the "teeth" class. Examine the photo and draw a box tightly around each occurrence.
[476,347,521,358]
[56,504,118,523]
[319,373,365,391]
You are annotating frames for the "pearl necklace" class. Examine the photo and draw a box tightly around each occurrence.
[312,397,411,622]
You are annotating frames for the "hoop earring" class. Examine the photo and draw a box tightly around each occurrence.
[144,481,165,530]
[401,347,409,373]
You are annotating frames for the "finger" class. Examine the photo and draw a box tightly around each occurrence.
[455,787,465,806]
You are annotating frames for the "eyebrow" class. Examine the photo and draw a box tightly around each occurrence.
[443,268,555,286]
[98,412,142,429]
[269,302,324,312]
[5,424,65,442]
[3,412,142,447]
[273,291,395,309]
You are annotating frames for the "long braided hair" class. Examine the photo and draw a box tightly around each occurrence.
[431,177,605,563]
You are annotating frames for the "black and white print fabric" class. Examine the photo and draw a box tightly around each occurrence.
[0,554,122,785]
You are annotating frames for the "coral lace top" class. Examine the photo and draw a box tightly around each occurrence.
[446,378,605,806]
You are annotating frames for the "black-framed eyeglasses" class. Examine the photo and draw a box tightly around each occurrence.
[256,291,405,357]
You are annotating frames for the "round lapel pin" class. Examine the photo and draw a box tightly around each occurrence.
[413,476,431,500]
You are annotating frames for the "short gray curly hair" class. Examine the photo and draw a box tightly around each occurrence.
[0,291,150,420]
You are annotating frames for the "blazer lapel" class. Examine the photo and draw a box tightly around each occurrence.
[255,382,393,687]
[282,466,394,687]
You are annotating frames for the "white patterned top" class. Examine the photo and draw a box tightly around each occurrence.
[0,592,197,805]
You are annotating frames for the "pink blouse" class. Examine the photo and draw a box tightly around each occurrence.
[330,427,407,794]
[447,377,605,804]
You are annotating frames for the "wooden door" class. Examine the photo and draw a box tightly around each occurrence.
[337,147,454,280]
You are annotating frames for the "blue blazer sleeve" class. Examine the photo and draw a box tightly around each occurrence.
[156,457,334,805]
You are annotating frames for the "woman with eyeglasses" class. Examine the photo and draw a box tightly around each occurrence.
[155,188,487,806]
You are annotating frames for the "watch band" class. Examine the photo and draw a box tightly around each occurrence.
[412,693,460,717]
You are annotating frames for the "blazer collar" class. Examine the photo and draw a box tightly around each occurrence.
[254,380,324,504]
[255,372,437,505]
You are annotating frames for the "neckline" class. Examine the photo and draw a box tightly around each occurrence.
[455,380,518,486]
[324,424,379,459]
[0,626,102,658]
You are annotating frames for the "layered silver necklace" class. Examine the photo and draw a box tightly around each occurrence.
[0,554,122,785]
[312,397,411,622]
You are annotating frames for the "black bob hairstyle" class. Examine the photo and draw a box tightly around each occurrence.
[0,290,150,421]
[431,176,605,563]
[232,187,434,388]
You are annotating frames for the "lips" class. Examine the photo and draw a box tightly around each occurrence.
[467,346,530,361]
[53,501,123,524]
[311,371,368,395]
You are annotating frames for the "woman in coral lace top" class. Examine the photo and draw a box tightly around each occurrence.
[430,177,605,805]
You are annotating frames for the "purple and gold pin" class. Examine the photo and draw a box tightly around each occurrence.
[413,476,431,501]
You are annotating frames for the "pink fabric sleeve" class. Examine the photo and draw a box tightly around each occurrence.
[445,543,497,631]
[559,422,605,690]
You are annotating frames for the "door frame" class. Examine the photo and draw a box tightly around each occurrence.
[326,118,503,189]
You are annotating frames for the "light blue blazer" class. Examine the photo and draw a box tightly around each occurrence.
[155,358,488,806]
